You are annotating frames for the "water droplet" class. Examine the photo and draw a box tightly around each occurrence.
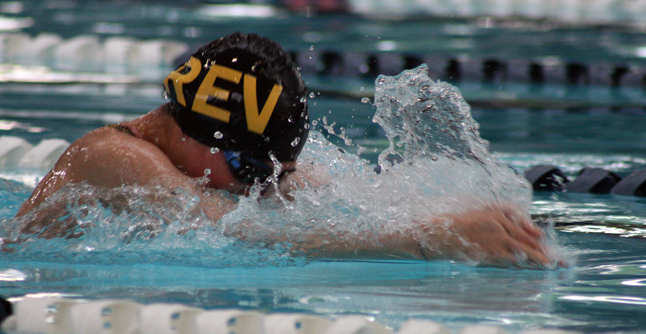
[357,146,366,155]
[300,97,307,103]
[210,147,220,154]
[309,92,316,98]
[291,137,301,147]
[288,116,294,123]
[361,97,371,104]
[264,136,271,142]
[214,131,223,139]
[360,86,365,91]
[204,168,211,175]
[309,45,315,51]
[312,120,318,126]
[304,123,310,129]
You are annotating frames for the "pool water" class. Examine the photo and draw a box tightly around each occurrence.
[2,79,646,333]
[1,2,646,333]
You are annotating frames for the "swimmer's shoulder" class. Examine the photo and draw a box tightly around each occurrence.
[16,126,152,216]
[103,123,144,139]
[74,123,155,153]
[57,124,176,188]
[18,123,181,216]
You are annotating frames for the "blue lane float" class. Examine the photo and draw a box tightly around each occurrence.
[524,165,646,197]
[565,167,621,194]
[610,169,646,196]
[523,165,569,192]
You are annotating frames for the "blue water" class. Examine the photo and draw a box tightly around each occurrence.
[1,2,646,333]
[2,76,646,333]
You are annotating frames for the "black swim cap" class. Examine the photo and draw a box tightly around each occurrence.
[163,32,309,161]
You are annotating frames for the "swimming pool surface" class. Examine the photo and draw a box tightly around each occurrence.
[1,2,646,333]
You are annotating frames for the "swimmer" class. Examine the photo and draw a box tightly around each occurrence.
[14,32,553,268]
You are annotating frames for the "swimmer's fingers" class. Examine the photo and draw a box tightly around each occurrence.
[500,207,568,268]
[501,206,544,238]
[495,207,547,259]
[498,214,543,251]
[498,210,551,265]
[506,236,550,268]
[470,207,550,268]
[476,231,549,269]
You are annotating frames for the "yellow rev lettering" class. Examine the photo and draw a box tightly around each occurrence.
[166,60,282,133]
[244,74,283,135]
[192,64,243,123]
[164,56,202,107]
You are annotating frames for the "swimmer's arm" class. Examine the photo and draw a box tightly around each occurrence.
[228,205,551,267]
[303,207,549,267]
[225,221,425,261]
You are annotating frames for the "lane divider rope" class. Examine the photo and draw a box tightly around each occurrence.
[0,296,582,334]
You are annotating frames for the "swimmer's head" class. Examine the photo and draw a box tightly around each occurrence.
[163,32,309,162]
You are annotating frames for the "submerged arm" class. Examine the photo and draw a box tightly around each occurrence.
[225,201,551,268]
[252,160,552,267]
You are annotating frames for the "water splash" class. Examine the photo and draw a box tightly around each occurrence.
[0,184,301,267]
[372,64,532,212]
[0,64,544,268]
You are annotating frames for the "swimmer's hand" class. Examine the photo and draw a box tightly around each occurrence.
[416,205,559,269]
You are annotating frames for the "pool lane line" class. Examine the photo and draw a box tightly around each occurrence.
[291,50,646,89]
